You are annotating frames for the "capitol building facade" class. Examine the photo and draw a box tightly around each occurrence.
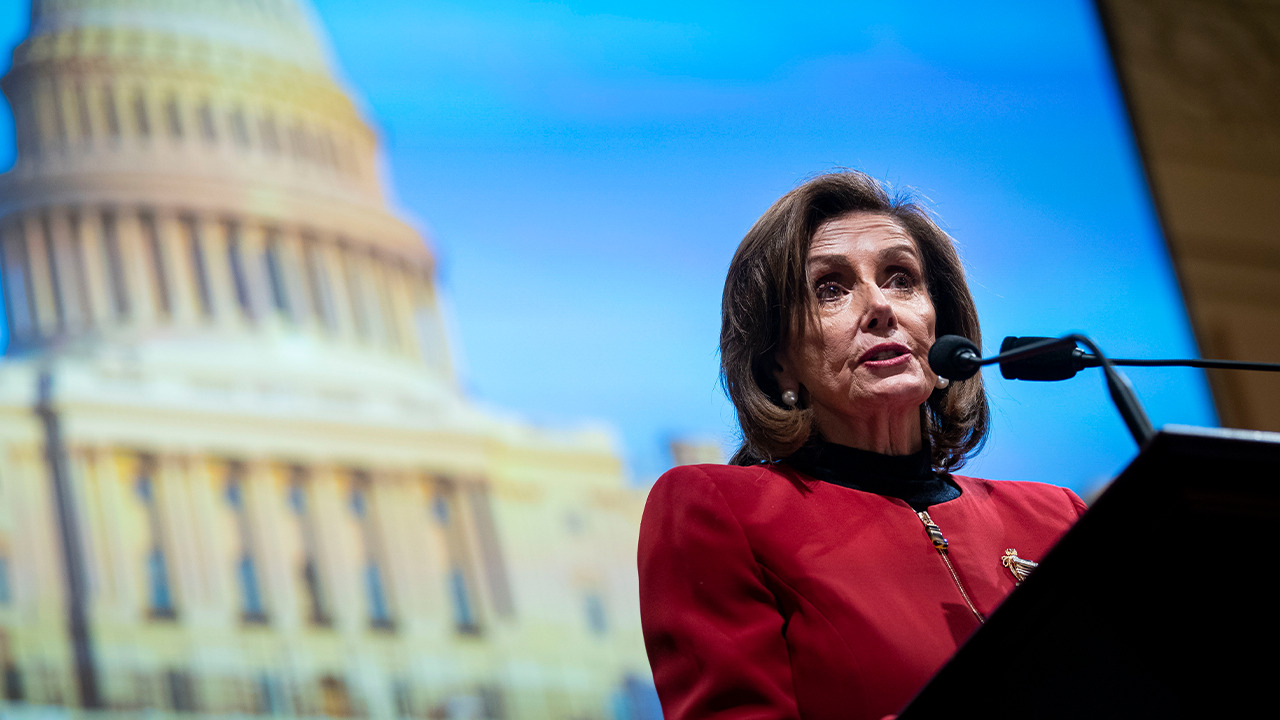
[0,2,655,718]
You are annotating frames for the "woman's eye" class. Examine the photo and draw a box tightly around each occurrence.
[815,282,845,302]
[886,271,916,290]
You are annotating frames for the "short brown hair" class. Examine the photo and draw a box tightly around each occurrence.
[720,171,988,470]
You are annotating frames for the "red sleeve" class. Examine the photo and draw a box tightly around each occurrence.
[637,465,800,720]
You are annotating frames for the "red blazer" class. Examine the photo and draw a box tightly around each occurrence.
[638,463,1086,720]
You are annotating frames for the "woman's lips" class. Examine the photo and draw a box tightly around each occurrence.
[859,343,912,367]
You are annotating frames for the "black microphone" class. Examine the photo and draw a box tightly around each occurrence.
[929,333,1156,446]
[928,335,981,381]
[999,336,1089,381]
[999,336,1280,378]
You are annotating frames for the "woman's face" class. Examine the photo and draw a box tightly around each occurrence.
[776,212,939,439]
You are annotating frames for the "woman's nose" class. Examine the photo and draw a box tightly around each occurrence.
[861,286,896,332]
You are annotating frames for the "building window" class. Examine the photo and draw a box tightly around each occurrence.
[432,480,480,634]
[136,467,175,619]
[225,468,266,623]
[350,477,393,629]
[478,684,507,720]
[619,674,663,720]
[165,669,197,713]
[100,210,130,319]
[584,592,608,635]
[255,673,289,715]
[393,679,415,718]
[467,484,514,618]
[288,470,329,625]
[1,632,23,703]
[182,216,213,317]
[140,211,170,318]
[318,675,352,718]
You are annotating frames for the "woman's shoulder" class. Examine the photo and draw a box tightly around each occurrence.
[647,462,789,505]
[642,462,806,532]
[951,474,1089,520]
[656,462,785,486]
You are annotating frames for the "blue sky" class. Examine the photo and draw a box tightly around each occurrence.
[0,1,1217,494]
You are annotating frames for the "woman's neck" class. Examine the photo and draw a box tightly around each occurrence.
[814,406,923,456]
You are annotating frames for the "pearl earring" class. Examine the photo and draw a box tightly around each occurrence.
[935,376,950,390]
[782,390,799,407]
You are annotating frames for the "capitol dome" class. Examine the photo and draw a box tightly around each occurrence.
[0,0,449,386]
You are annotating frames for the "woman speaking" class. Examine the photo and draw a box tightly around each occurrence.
[637,171,1086,720]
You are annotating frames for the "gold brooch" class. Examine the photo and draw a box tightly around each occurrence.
[1001,548,1038,585]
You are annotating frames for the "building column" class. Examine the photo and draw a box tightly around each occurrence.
[386,261,421,360]
[245,460,286,626]
[32,77,61,155]
[310,465,355,631]
[185,455,227,614]
[5,441,65,623]
[0,221,37,346]
[197,215,241,331]
[277,227,315,331]
[55,79,84,150]
[66,446,110,618]
[412,269,453,378]
[84,449,132,622]
[114,209,159,327]
[155,454,201,621]
[317,239,357,346]
[238,220,275,330]
[73,208,114,331]
[46,209,90,333]
[452,478,495,626]
[22,213,61,338]
[155,210,197,326]
[352,251,386,349]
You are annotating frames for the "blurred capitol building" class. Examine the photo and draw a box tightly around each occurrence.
[0,2,655,719]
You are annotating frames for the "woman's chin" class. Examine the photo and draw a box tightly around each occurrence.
[857,376,933,408]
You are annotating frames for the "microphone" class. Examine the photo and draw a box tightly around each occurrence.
[928,335,982,381]
[929,333,1156,447]
[999,336,1090,381]
[999,336,1280,379]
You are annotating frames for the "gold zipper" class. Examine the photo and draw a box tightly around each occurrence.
[917,510,986,625]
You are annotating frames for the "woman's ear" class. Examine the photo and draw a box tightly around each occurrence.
[773,353,798,397]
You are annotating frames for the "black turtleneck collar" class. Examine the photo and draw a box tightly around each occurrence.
[784,441,961,511]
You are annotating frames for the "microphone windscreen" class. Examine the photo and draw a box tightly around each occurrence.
[929,335,980,380]
[999,336,1082,381]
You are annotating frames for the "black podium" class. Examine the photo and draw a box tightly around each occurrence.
[898,425,1280,719]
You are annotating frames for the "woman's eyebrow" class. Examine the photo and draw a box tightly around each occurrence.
[879,242,922,261]
[806,253,852,270]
